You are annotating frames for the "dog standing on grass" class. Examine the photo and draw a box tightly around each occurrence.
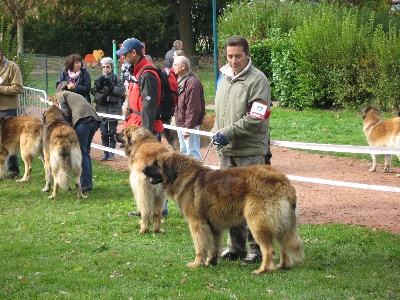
[362,105,400,177]
[41,105,85,199]
[0,116,43,182]
[143,152,304,275]
[116,124,169,233]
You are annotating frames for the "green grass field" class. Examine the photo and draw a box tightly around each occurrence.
[8,58,398,299]
[1,159,399,299]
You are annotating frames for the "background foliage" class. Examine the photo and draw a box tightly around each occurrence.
[0,18,35,83]
[218,0,400,111]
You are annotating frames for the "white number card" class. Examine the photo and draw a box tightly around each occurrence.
[249,101,269,119]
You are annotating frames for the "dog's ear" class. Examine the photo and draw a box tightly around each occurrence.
[362,106,372,120]
[126,129,135,149]
[161,155,178,184]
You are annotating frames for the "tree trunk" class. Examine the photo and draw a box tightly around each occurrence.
[17,20,24,54]
[176,0,195,56]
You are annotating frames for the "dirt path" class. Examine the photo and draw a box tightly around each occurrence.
[91,127,400,234]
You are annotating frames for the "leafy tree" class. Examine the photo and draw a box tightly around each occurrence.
[0,18,35,83]
[164,0,233,55]
[0,0,61,53]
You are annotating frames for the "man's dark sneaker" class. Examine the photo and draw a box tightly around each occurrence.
[6,172,19,179]
[128,211,141,217]
[162,210,170,219]
[221,249,245,261]
[242,253,263,265]
[81,185,93,193]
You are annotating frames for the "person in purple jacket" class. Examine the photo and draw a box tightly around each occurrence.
[172,56,205,160]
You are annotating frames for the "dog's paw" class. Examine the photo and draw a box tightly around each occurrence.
[186,262,200,268]
[368,168,376,172]
[139,228,150,234]
[16,178,28,183]
[48,195,55,199]
[206,256,219,266]
[41,187,50,192]
[251,267,274,275]
[395,173,400,178]
[153,228,164,234]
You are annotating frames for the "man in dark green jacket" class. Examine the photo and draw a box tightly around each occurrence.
[213,35,272,265]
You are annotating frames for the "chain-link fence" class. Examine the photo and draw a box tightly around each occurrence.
[24,55,218,101]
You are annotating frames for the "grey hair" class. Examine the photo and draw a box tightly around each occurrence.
[174,49,185,57]
[100,57,113,66]
[145,55,153,63]
[173,40,183,48]
[174,56,190,70]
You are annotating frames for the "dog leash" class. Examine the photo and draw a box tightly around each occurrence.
[201,141,214,162]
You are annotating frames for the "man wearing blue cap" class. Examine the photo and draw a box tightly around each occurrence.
[116,38,169,218]
[116,38,164,136]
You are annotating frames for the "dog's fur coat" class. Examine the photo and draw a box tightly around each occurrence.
[41,105,84,199]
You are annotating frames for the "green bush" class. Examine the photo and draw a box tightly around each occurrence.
[218,0,400,112]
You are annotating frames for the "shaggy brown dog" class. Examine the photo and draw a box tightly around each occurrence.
[362,106,400,177]
[116,125,169,233]
[143,152,304,275]
[0,116,43,182]
[41,105,85,199]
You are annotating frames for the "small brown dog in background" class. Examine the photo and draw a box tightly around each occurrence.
[0,116,43,182]
[362,105,400,177]
[162,113,216,151]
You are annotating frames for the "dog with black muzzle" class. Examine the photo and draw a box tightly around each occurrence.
[142,151,304,275]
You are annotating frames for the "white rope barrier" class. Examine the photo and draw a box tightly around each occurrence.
[287,175,400,193]
[271,140,400,155]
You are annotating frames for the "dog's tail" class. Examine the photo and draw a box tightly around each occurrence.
[284,224,305,262]
[277,196,305,265]
[50,139,74,191]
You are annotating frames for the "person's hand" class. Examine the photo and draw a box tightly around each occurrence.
[212,132,229,149]
[183,132,190,139]
[95,75,105,89]
[104,77,114,93]
[67,82,75,90]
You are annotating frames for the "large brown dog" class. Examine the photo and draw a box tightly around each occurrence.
[116,124,169,233]
[362,106,400,177]
[0,116,43,182]
[142,152,304,275]
[41,105,85,199]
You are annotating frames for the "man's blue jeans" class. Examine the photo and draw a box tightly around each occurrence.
[177,125,201,160]
[74,118,98,188]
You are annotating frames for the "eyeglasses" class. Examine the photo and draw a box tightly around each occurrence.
[102,66,111,69]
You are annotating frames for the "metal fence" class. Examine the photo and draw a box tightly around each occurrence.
[24,54,217,99]
[18,87,48,119]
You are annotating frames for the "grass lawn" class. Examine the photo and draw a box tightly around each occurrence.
[0,157,399,299]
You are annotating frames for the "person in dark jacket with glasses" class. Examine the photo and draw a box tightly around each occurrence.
[91,57,125,161]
